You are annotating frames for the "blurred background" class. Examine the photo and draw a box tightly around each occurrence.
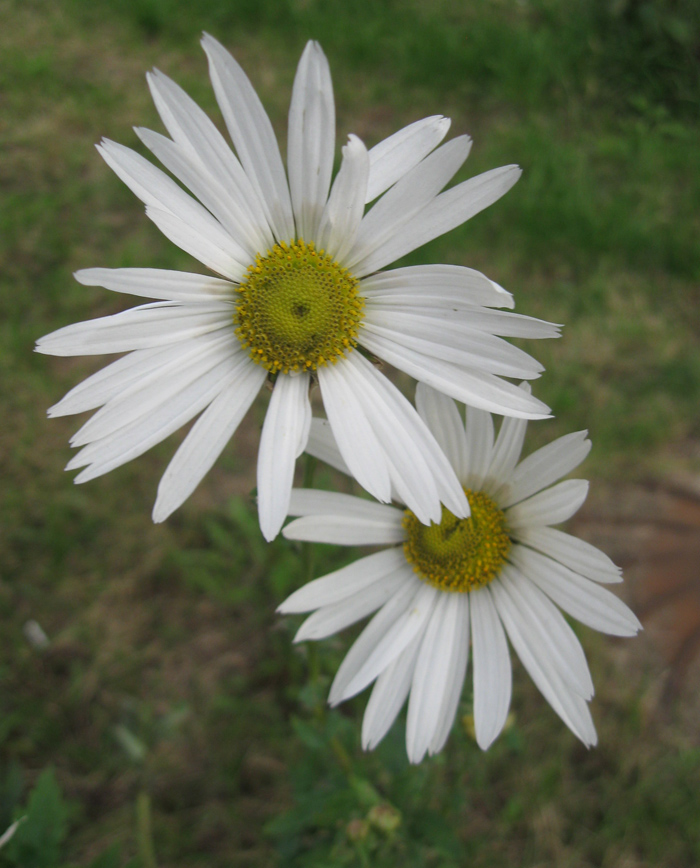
[1,0,700,864]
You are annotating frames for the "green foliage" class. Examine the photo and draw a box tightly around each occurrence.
[0,765,23,833]
[486,118,700,281]
[168,496,273,605]
[167,494,348,607]
[588,0,700,117]
[0,769,69,868]
[83,847,124,868]
[65,0,700,119]
[0,767,135,868]
[267,710,464,867]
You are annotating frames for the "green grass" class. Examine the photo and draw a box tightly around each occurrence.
[2,0,700,864]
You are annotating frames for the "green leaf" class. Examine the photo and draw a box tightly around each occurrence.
[0,764,23,830]
[3,769,69,868]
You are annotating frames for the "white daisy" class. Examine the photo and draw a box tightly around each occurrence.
[278,383,641,763]
[37,36,558,541]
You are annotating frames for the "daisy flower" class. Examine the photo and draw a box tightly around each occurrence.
[37,36,558,540]
[278,383,641,763]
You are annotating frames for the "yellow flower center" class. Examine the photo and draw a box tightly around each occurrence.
[402,489,511,593]
[233,239,364,374]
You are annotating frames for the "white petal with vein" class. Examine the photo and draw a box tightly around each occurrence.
[365,115,450,202]
[471,587,511,750]
[510,547,641,636]
[153,357,266,522]
[288,41,335,241]
[279,548,407,613]
[257,372,311,541]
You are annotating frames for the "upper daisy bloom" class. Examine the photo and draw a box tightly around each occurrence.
[37,36,558,540]
[278,383,641,763]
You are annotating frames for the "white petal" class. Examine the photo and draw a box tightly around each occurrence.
[501,565,595,700]
[70,333,237,446]
[464,405,495,490]
[362,309,544,378]
[145,205,246,282]
[335,352,468,522]
[257,372,311,541]
[152,356,266,522]
[74,267,234,303]
[282,513,405,546]
[428,592,470,755]
[304,417,352,476]
[202,33,295,241]
[329,574,422,704]
[317,362,392,503]
[98,139,250,270]
[49,332,235,421]
[135,126,266,257]
[365,296,515,318]
[415,382,469,484]
[506,479,589,529]
[351,165,522,277]
[509,546,641,636]
[360,264,514,310]
[470,586,512,750]
[296,392,312,459]
[362,631,423,751]
[287,41,335,241]
[499,431,591,508]
[358,330,550,419]
[68,357,234,480]
[279,547,407,613]
[490,572,598,746]
[346,136,471,271]
[485,391,530,492]
[47,344,178,418]
[316,135,369,262]
[462,309,559,339]
[96,138,194,215]
[366,303,559,340]
[287,488,403,522]
[146,69,273,248]
[365,115,451,203]
[294,568,406,642]
[513,526,622,584]
[338,583,438,703]
[406,592,465,762]
[36,303,232,357]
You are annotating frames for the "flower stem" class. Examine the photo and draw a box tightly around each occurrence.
[136,791,158,868]
[301,454,317,585]
[300,453,324,719]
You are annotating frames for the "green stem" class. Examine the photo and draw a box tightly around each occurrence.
[302,453,317,490]
[302,539,315,594]
[352,840,371,868]
[301,453,317,585]
[330,736,353,775]
[300,453,324,719]
[136,791,158,868]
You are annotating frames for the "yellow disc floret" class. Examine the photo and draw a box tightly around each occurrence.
[234,239,364,374]
[402,489,511,593]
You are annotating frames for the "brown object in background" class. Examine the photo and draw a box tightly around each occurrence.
[572,477,700,701]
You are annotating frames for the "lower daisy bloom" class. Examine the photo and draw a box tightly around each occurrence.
[278,383,641,763]
[36,36,557,541]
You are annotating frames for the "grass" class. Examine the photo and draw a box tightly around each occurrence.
[1,0,700,864]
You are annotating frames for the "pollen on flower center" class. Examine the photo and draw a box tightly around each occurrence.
[402,489,511,593]
[233,239,365,374]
